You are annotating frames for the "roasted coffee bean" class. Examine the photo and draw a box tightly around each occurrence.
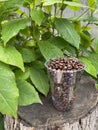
[47,57,84,72]
[63,66,67,70]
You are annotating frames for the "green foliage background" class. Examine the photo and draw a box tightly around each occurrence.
[0,0,98,118]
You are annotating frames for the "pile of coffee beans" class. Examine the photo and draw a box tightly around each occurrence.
[51,72,75,111]
[52,82,75,111]
[47,57,84,111]
[47,57,84,71]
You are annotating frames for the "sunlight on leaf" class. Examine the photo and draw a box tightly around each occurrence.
[42,0,88,8]
[0,45,24,71]
[79,57,97,78]
[1,18,29,46]
[0,62,19,118]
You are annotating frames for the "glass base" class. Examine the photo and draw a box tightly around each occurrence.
[52,96,74,112]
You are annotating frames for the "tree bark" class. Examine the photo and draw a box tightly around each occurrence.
[4,76,98,130]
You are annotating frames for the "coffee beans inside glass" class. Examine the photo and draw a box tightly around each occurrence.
[45,57,85,111]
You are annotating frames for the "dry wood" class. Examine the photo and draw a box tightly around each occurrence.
[4,76,98,130]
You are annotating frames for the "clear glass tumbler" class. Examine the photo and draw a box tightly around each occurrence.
[45,58,85,111]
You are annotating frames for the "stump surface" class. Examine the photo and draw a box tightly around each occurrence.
[4,76,98,130]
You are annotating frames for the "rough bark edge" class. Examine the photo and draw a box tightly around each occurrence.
[4,103,98,130]
[4,116,32,130]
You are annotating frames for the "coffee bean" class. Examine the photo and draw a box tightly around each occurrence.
[47,57,84,72]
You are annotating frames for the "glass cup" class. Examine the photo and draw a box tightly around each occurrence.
[45,57,85,111]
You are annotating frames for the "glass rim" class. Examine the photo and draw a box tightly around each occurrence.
[45,57,85,73]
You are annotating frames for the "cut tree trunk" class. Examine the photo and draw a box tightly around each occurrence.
[4,76,98,130]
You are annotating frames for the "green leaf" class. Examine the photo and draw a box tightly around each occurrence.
[26,40,36,47]
[49,36,68,49]
[33,26,40,41]
[49,36,76,56]
[38,41,64,60]
[68,0,81,11]
[15,67,30,80]
[42,0,61,6]
[79,57,97,78]
[42,0,88,8]
[16,79,41,106]
[0,0,8,1]
[64,1,88,8]
[0,62,19,118]
[55,18,80,49]
[80,31,92,48]
[1,18,29,45]
[49,36,76,55]
[95,39,98,52]
[30,7,45,26]
[32,61,45,69]
[0,45,24,71]
[96,0,98,5]
[96,84,98,89]
[19,48,37,63]
[30,67,49,96]
[73,21,81,33]
[0,0,24,21]
[0,0,24,7]
[88,0,96,12]
[42,31,51,40]
[44,5,52,13]
[87,52,98,74]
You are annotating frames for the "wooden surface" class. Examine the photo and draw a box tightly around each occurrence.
[4,75,98,130]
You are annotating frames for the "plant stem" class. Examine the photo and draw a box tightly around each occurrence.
[52,4,57,34]
[54,4,57,17]
[60,0,64,18]
[76,9,89,20]
[75,2,96,20]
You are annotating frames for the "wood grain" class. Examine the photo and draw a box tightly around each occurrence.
[4,76,98,130]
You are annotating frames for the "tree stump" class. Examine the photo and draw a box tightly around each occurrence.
[4,76,98,130]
